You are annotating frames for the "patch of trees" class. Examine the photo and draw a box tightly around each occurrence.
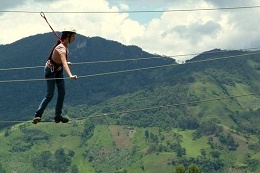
[80,119,96,146]
[170,157,225,172]
[174,163,201,173]
[32,148,77,173]
[193,120,223,139]
[217,133,239,151]
[177,115,199,130]
[207,133,239,153]
[248,140,260,152]
[9,129,50,152]
[118,107,200,131]
[21,128,51,141]
[0,164,6,173]
[10,141,34,152]
[244,154,259,172]
[236,110,260,135]
[144,130,186,157]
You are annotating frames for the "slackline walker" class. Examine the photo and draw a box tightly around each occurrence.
[32,12,78,124]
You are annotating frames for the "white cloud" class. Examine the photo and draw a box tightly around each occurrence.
[1,0,260,61]
[128,0,260,60]
[118,3,129,11]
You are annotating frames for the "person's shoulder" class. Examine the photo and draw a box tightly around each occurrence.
[56,43,66,49]
[55,43,66,51]
[54,43,66,55]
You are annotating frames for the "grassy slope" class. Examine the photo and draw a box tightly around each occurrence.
[1,120,257,173]
[176,129,209,157]
[189,77,260,125]
[0,122,95,173]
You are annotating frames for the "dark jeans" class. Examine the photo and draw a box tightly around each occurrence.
[35,67,65,117]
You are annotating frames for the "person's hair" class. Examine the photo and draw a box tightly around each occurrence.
[61,31,74,39]
[47,40,62,61]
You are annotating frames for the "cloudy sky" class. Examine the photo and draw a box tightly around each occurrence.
[1,0,260,61]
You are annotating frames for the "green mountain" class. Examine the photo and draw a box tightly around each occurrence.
[0,33,173,124]
[0,34,260,173]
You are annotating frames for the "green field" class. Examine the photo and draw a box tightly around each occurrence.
[0,120,258,173]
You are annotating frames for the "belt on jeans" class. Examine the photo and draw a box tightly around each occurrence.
[46,60,62,72]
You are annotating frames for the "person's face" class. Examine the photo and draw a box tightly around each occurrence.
[69,33,76,43]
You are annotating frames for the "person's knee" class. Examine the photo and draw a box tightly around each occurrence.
[58,90,65,98]
[46,94,54,101]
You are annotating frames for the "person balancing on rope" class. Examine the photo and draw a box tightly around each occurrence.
[32,26,77,124]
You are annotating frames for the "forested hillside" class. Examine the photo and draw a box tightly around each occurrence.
[0,33,173,125]
[0,34,260,172]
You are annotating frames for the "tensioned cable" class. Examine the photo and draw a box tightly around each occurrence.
[0,65,45,71]
[76,51,259,78]
[0,47,259,71]
[0,91,258,123]
[86,92,260,118]
[0,51,259,83]
[0,56,171,71]
[1,5,260,14]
